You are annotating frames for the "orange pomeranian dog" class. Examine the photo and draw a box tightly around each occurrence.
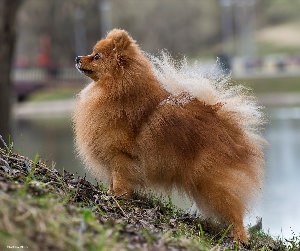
[73,29,265,242]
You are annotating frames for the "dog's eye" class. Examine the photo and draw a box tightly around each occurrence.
[94,53,101,60]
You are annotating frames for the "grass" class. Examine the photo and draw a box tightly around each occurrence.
[256,41,300,56]
[28,87,81,102]
[0,143,299,250]
[235,76,300,94]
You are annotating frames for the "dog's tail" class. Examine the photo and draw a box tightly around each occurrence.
[148,51,266,146]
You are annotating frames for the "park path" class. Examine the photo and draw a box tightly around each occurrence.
[13,99,76,118]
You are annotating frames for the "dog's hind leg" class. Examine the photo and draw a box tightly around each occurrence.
[193,182,248,243]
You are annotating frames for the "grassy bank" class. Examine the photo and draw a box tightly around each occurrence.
[235,76,300,94]
[0,144,298,250]
[28,87,81,102]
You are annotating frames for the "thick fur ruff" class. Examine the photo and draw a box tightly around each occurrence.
[73,29,265,242]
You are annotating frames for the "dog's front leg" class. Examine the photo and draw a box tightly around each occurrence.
[109,154,136,198]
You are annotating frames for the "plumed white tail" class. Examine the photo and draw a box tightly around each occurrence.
[148,52,266,148]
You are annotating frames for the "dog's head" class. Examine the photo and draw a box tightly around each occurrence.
[75,29,138,81]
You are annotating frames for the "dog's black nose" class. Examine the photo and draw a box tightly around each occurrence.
[75,56,81,64]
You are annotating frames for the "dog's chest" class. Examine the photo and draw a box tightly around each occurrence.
[74,85,136,161]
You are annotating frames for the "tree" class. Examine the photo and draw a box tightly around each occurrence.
[0,0,23,144]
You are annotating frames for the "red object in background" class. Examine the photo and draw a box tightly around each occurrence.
[36,34,51,68]
[14,55,29,68]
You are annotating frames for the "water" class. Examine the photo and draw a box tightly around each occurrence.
[258,107,300,238]
[12,115,88,179]
[12,106,300,238]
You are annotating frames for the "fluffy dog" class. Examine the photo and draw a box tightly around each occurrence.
[73,29,265,242]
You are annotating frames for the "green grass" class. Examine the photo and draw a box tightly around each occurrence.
[28,87,80,102]
[235,76,300,94]
[0,146,298,250]
[256,41,300,56]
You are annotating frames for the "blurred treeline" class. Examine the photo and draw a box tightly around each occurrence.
[15,0,300,66]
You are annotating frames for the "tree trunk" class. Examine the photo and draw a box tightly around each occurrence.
[0,0,23,144]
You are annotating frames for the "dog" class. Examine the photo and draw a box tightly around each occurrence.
[73,29,265,242]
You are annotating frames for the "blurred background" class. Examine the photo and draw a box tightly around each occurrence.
[0,0,300,239]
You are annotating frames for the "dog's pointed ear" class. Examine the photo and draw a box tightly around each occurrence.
[106,29,134,52]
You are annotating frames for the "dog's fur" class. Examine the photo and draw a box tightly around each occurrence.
[73,29,265,242]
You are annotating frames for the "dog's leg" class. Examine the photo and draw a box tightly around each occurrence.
[111,169,134,198]
[194,183,248,243]
[109,154,137,198]
[108,181,114,194]
[213,194,248,243]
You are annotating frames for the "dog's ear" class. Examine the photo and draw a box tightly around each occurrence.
[106,29,134,53]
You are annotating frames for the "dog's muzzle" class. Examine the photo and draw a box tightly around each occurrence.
[75,56,82,64]
[75,56,82,71]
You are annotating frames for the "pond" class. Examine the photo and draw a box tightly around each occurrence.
[12,106,300,239]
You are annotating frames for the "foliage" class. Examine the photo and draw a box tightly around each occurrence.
[16,0,220,65]
[261,0,300,25]
[15,0,300,67]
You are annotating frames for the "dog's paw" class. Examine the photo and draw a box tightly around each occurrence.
[109,185,133,199]
[231,227,249,244]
